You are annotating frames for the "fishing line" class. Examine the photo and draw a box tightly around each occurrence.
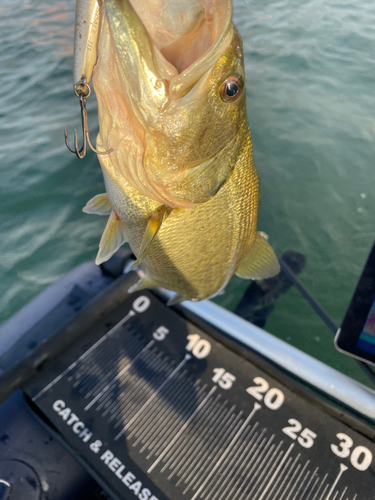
[241,0,272,20]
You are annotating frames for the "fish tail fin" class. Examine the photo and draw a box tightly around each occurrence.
[235,231,280,280]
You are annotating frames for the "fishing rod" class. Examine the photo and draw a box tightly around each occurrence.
[278,256,375,386]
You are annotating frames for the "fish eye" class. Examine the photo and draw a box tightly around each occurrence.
[220,76,243,102]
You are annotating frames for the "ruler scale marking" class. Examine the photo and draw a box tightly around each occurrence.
[252,444,286,500]
[191,403,261,500]
[185,414,245,493]
[83,330,141,398]
[101,349,169,416]
[176,406,238,486]
[132,371,192,447]
[208,424,259,500]
[141,381,210,460]
[78,331,141,395]
[215,426,262,500]
[32,309,136,401]
[139,376,200,454]
[115,354,192,441]
[85,340,155,410]
[291,463,310,500]
[147,386,217,473]
[311,474,329,500]
[285,458,310,500]
[146,381,205,460]
[164,396,225,473]
[245,440,282,500]
[256,443,295,500]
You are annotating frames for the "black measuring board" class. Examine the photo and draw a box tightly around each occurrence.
[24,291,375,500]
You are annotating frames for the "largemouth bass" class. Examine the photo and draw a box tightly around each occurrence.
[74,0,279,301]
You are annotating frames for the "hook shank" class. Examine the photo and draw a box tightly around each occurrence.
[64,79,113,159]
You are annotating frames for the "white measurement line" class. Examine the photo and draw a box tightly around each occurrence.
[256,443,295,500]
[101,360,157,419]
[32,310,136,401]
[275,455,301,500]
[233,435,274,500]
[161,396,227,476]
[80,332,140,395]
[247,440,283,500]
[230,432,269,500]
[106,364,160,420]
[83,331,139,398]
[177,406,237,487]
[108,356,172,422]
[285,459,310,500]
[319,484,330,500]
[311,474,328,500]
[102,348,165,416]
[253,445,287,500]
[266,456,294,500]
[291,462,310,500]
[147,386,217,473]
[215,426,261,500]
[137,377,192,449]
[324,464,348,500]
[115,354,192,441]
[197,417,245,497]
[135,372,194,449]
[306,476,322,500]
[109,356,171,421]
[84,340,154,411]
[146,380,204,459]
[163,395,224,472]
[352,495,357,500]
[280,462,302,500]
[338,487,347,500]
[190,403,261,500]
[183,412,244,494]
[209,423,259,500]
[301,468,319,500]
[241,437,276,500]
[332,492,339,500]
[84,332,142,398]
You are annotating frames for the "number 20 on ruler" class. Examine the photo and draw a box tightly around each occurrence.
[246,377,285,410]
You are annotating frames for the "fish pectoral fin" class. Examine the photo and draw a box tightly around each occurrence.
[95,210,127,265]
[83,193,112,216]
[128,274,157,294]
[235,232,280,280]
[129,206,172,270]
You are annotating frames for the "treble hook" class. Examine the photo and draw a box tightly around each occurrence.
[64,78,113,159]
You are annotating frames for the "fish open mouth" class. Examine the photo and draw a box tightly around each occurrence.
[130,0,233,92]
[94,0,243,208]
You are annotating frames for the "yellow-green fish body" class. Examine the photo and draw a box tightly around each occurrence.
[80,0,279,301]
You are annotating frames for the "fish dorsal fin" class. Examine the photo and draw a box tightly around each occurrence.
[128,274,157,294]
[129,206,172,270]
[235,232,280,280]
[83,193,112,216]
[95,210,127,265]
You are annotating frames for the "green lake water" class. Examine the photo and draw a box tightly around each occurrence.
[0,0,374,387]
